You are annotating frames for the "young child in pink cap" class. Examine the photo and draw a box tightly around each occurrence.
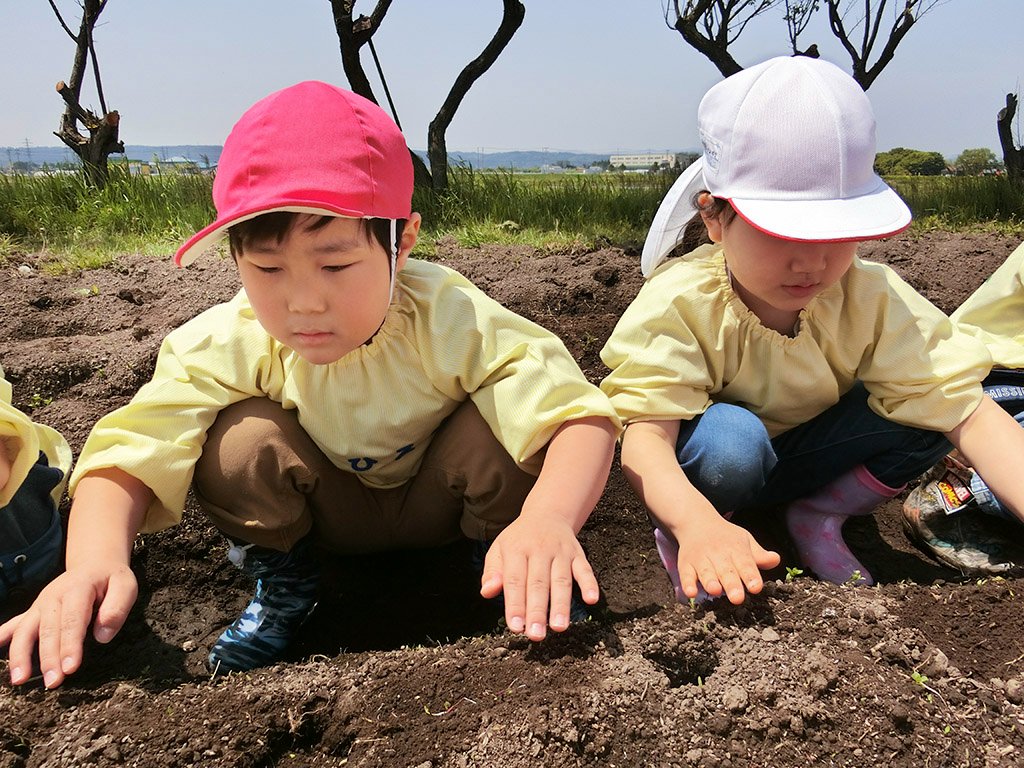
[0,81,620,686]
[600,56,1024,605]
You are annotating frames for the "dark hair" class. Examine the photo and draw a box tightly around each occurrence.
[227,212,406,258]
[672,191,736,258]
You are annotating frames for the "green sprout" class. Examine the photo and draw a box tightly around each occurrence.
[844,569,865,586]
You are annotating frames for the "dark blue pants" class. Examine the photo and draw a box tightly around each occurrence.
[0,453,64,603]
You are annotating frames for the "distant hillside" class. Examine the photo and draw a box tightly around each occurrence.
[3,145,690,171]
[2,145,223,168]
[432,150,610,170]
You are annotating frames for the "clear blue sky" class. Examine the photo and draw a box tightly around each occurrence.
[3,1,1022,160]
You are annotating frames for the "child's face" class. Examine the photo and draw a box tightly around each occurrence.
[703,209,858,333]
[236,214,420,364]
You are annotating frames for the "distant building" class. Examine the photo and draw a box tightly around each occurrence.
[609,152,679,169]
[123,157,208,176]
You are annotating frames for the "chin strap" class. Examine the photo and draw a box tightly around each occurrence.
[388,218,398,301]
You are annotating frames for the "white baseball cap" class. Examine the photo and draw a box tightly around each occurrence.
[641,56,911,276]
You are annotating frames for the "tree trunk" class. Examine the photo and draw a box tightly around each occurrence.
[671,0,745,78]
[55,82,122,187]
[49,0,123,189]
[427,0,525,192]
[998,93,1024,189]
[329,0,383,102]
[330,0,433,190]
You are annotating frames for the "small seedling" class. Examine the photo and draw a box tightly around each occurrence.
[844,569,865,586]
[27,392,52,408]
[911,670,929,687]
[976,575,1005,586]
[785,566,804,583]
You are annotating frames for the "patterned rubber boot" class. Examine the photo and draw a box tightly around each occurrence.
[785,465,903,586]
[902,455,1024,576]
[208,539,320,674]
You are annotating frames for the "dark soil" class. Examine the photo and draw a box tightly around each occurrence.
[2,230,1024,768]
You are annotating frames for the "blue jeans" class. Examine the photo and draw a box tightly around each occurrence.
[970,369,1024,522]
[675,382,950,513]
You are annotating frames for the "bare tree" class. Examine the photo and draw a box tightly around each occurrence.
[826,0,946,89]
[49,0,124,188]
[664,1,782,78]
[997,92,1023,188]
[666,0,945,90]
[426,0,525,192]
[783,0,820,55]
[330,1,526,193]
[328,1,435,186]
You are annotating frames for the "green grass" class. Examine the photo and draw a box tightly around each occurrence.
[1,165,1021,272]
[887,174,1024,230]
[0,164,211,270]
[414,167,673,249]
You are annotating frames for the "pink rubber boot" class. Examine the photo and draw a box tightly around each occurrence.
[784,465,904,586]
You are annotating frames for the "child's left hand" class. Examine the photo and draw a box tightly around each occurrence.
[479,511,599,641]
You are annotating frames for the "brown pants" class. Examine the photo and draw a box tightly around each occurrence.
[193,397,541,553]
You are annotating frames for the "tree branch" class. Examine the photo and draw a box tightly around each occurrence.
[86,3,110,115]
[56,80,96,128]
[427,0,526,191]
[47,0,79,42]
[827,0,943,89]
[329,0,380,102]
[666,0,780,77]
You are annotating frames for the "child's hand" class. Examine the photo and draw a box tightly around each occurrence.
[672,516,780,605]
[0,563,138,689]
[479,512,599,641]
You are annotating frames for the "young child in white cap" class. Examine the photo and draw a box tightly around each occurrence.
[902,241,1024,574]
[600,56,1024,605]
[0,81,620,686]
[0,364,71,608]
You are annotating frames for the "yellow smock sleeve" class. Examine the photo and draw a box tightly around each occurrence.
[69,296,284,532]
[410,266,620,463]
[599,261,716,425]
[848,263,990,433]
[951,242,1024,369]
[0,364,72,507]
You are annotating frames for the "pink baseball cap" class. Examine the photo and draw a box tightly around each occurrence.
[641,56,911,276]
[175,81,414,266]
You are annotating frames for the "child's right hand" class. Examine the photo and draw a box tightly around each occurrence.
[0,562,138,689]
[669,515,780,605]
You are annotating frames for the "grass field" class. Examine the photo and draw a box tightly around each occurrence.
[1,166,1021,270]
